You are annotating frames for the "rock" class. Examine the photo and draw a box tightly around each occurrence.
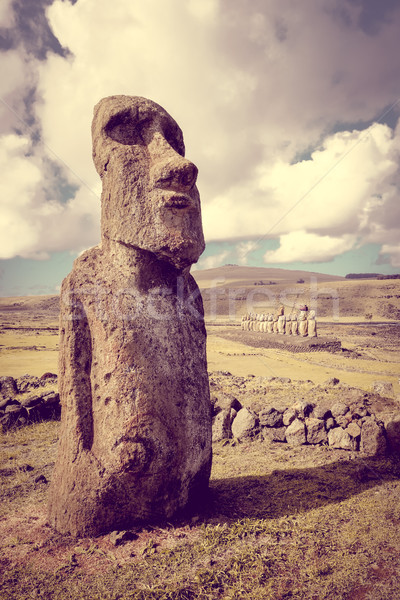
[20,395,43,408]
[231,408,259,440]
[325,377,340,386]
[335,415,352,428]
[305,418,327,445]
[325,417,335,431]
[0,376,17,398]
[286,419,306,446]
[41,392,60,406]
[331,402,349,418]
[328,427,352,450]
[0,397,19,410]
[212,393,241,415]
[384,415,400,455]
[346,422,361,438]
[351,406,368,419]
[212,409,232,442]
[291,401,314,419]
[5,404,23,414]
[311,404,331,420]
[283,408,296,427]
[109,530,138,546]
[47,96,212,538]
[40,372,57,381]
[259,407,283,428]
[262,427,286,443]
[16,375,41,393]
[373,381,394,398]
[360,418,386,456]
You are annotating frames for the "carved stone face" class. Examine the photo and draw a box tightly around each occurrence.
[92,95,205,268]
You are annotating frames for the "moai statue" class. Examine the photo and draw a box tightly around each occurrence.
[307,310,317,338]
[273,316,279,334]
[48,96,212,537]
[267,314,274,333]
[285,315,292,335]
[262,314,268,333]
[298,305,308,337]
[291,314,298,335]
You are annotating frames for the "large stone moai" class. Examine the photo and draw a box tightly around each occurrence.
[48,96,212,537]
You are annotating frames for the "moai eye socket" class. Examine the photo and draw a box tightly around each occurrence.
[104,110,147,146]
[162,121,185,157]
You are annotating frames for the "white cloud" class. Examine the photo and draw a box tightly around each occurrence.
[263,231,356,264]
[0,133,100,259]
[236,241,259,265]
[380,244,400,268]
[0,0,14,27]
[204,122,399,245]
[196,250,231,271]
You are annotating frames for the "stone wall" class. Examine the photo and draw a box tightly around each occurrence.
[211,373,400,456]
[0,374,60,431]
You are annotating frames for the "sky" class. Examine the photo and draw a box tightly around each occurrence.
[1,0,400,296]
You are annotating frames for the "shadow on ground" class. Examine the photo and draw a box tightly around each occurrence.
[204,455,400,523]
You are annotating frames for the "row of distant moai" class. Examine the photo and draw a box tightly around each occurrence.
[241,305,317,338]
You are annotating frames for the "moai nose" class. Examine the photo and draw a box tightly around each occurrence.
[152,156,198,192]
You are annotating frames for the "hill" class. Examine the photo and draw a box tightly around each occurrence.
[192,265,400,320]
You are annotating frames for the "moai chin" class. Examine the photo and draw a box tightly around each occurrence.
[47,96,212,537]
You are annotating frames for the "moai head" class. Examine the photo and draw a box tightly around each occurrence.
[92,95,205,269]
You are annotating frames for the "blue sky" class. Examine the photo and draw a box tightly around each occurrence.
[1,0,400,296]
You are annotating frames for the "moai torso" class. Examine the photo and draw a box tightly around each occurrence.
[285,316,292,335]
[308,310,317,337]
[298,310,308,337]
[48,96,212,537]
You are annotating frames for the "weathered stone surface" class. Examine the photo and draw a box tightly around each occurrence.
[19,395,43,408]
[311,404,331,420]
[262,426,286,442]
[16,375,41,393]
[360,418,386,456]
[331,402,349,418]
[325,417,335,431]
[346,422,361,439]
[211,393,241,415]
[305,418,327,444]
[231,408,259,440]
[283,408,296,426]
[259,407,283,428]
[325,377,340,386]
[291,401,314,419]
[384,415,400,455]
[48,96,212,538]
[373,381,394,398]
[286,419,306,446]
[0,376,17,398]
[336,414,352,428]
[212,409,232,442]
[328,427,352,450]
